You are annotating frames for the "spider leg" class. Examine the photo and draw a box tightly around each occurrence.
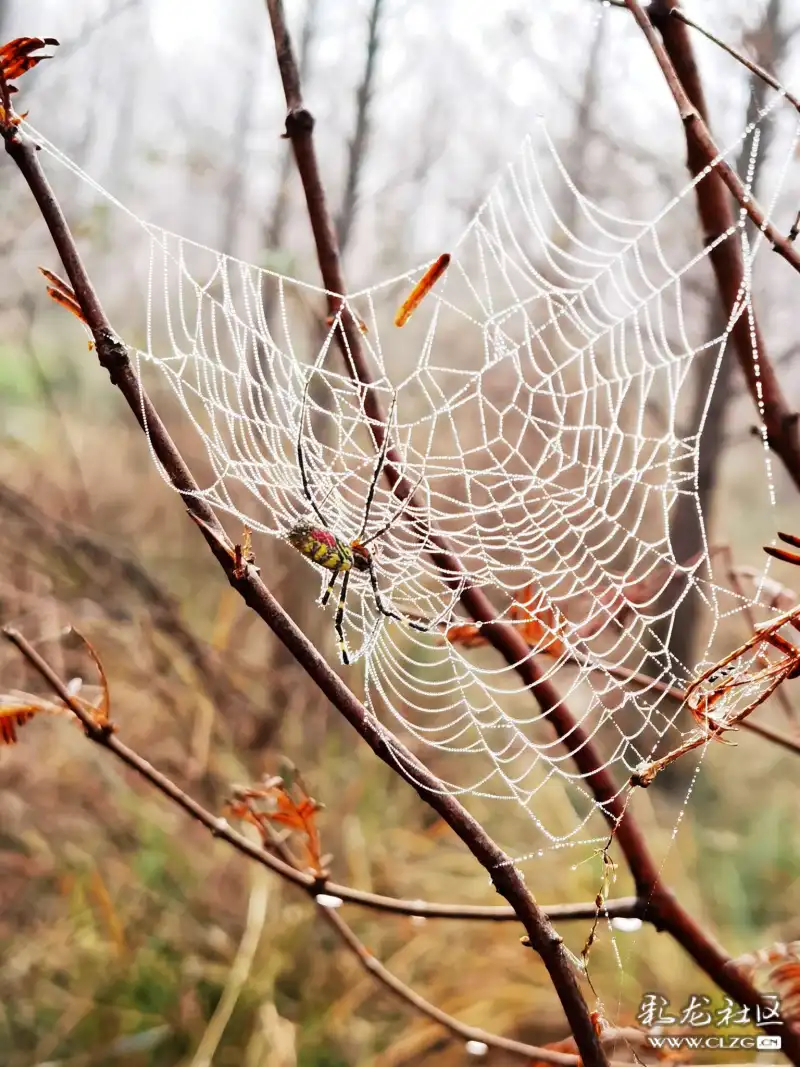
[320,566,340,608]
[297,377,331,529]
[335,568,352,664]
[361,469,428,547]
[366,558,429,632]
[357,392,398,540]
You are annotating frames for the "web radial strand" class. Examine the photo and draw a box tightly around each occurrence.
[21,99,800,848]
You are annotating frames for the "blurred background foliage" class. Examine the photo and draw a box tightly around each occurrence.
[1,0,799,1064]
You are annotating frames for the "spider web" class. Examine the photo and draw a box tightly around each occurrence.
[22,99,800,851]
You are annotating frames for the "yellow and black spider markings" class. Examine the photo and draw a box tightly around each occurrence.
[287,519,369,574]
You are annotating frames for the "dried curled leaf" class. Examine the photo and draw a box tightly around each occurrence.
[70,627,110,725]
[39,267,88,325]
[737,941,800,1024]
[0,36,59,81]
[0,698,38,744]
[0,689,71,744]
[443,583,566,656]
[0,37,58,123]
[227,773,327,875]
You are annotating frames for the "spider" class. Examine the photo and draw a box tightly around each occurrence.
[287,380,427,664]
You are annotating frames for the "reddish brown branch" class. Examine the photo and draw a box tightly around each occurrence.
[3,627,626,1066]
[261,0,799,1045]
[621,0,800,489]
[1,113,610,1067]
[3,626,642,935]
[670,8,800,117]
[261,816,631,1067]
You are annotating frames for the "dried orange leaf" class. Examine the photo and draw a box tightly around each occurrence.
[0,688,70,744]
[442,621,486,648]
[0,702,37,744]
[395,254,450,327]
[443,583,566,656]
[737,941,800,1023]
[0,37,58,82]
[228,776,325,875]
[46,287,87,323]
[70,627,110,725]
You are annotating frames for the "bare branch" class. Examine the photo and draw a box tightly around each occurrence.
[4,627,635,1067]
[670,7,800,117]
[320,901,643,1066]
[618,0,800,494]
[3,625,643,932]
[260,1,798,1042]
[0,119,609,1067]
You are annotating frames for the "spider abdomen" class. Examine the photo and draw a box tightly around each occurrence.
[288,519,354,571]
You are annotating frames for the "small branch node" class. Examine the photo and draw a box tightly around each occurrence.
[630,763,656,789]
[96,332,130,385]
[283,105,314,138]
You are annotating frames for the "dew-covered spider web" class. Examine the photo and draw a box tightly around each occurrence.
[21,98,800,854]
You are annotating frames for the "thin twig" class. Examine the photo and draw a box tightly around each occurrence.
[4,627,622,1067]
[670,8,800,117]
[0,115,608,1064]
[3,626,644,931]
[260,1,797,1042]
[3,31,791,1053]
[622,0,800,493]
[320,903,643,1067]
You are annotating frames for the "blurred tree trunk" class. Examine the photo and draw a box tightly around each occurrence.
[103,0,148,198]
[335,0,385,257]
[561,11,607,239]
[662,0,786,676]
[219,27,263,256]
[0,0,10,39]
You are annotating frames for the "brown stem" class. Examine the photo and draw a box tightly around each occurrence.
[623,0,800,488]
[671,7,800,116]
[3,625,643,939]
[1,118,609,1067]
[260,0,800,1040]
[265,824,627,1066]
